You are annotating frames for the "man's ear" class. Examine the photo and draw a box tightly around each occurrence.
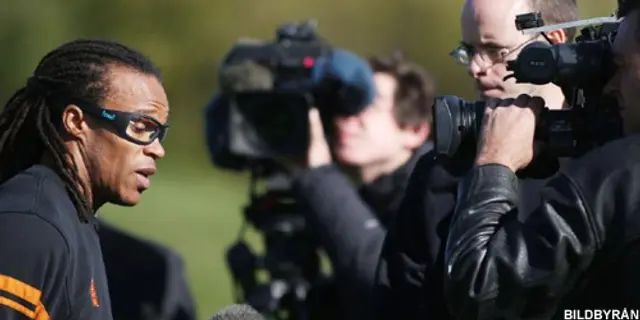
[545,29,567,44]
[402,122,430,150]
[61,104,87,140]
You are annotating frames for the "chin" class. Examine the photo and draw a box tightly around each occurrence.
[111,191,142,207]
[335,150,368,166]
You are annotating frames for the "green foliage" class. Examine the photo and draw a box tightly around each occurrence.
[0,1,617,318]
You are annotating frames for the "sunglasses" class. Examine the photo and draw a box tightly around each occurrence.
[76,103,169,145]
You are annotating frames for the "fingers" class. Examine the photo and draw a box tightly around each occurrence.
[514,93,530,107]
[485,98,500,109]
[486,97,514,109]
[489,94,545,113]
[308,108,325,140]
[517,94,545,117]
[529,96,546,116]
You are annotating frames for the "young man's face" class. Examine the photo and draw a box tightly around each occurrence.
[332,72,418,168]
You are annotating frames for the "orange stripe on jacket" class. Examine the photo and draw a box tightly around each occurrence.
[0,274,50,320]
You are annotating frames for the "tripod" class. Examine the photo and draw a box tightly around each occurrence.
[225,166,330,320]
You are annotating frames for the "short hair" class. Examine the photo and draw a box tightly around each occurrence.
[529,0,579,40]
[0,39,161,222]
[367,51,435,133]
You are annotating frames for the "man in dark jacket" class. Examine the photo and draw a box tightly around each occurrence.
[372,0,579,318]
[444,1,640,318]
[285,52,435,318]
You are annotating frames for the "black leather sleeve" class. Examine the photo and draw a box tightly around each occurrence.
[444,164,599,319]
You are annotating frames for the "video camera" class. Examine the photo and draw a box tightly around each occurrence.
[211,21,375,320]
[433,12,623,158]
[205,20,374,174]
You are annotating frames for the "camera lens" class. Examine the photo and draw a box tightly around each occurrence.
[432,96,484,157]
[507,39,613,89]
[506,41,559,85]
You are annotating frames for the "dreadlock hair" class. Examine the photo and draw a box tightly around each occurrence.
[0,39,161,222]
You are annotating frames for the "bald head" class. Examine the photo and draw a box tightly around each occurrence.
[461,0,532,49]
[458,0,573,106]
[460,0,536,99]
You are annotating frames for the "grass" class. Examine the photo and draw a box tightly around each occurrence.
[100,166,254,319]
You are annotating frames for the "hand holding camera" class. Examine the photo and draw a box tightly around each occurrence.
[474,94,545,171]
[305,108,332,167]
[433,13,622,161]
[279,108,332,173]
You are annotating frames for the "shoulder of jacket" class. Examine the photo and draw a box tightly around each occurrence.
[561,135,640,182]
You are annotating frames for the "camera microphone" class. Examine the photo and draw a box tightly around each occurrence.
[311,49,375,115]
[209,304,266,320]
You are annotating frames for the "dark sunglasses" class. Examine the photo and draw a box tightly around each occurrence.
[76,103,169,145]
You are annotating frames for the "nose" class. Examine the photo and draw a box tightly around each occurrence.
[467,56,485,79]
[143,138,166,160]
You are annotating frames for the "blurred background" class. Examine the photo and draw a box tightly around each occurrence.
[0,0,616,318]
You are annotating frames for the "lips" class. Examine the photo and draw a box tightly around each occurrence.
[136,167,156,177]
[477,82,499,91]
[476,84,504,99]
[135,167,156,190]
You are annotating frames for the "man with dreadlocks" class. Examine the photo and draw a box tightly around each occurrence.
[0,38,169,319]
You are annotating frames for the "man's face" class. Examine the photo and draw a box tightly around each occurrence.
[461,0,542,99]
[606,10,640,134]
[80,67,169,206]
[332,72,417,167]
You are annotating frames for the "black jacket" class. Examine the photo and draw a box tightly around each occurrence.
[293,143,431,318]
[446,135,640,319]
[373,146,564,319]
[99,221,197,320]
[0,165,113,320]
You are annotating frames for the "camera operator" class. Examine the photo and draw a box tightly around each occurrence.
[373,0,578,318]
[443,1,640,318]
[281,52,434,318]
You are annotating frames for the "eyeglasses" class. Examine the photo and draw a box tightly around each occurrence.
[449,36,540,68]
[77,103,169,145]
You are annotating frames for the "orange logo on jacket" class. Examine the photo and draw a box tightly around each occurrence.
[89,279,99,307]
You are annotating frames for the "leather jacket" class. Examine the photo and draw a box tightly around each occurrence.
[373,146,562,319]
[445,135,640,319]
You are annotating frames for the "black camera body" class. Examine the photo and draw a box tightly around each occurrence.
[209,21,331,173]
[433,13,623,158]
[218,21,338,319]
